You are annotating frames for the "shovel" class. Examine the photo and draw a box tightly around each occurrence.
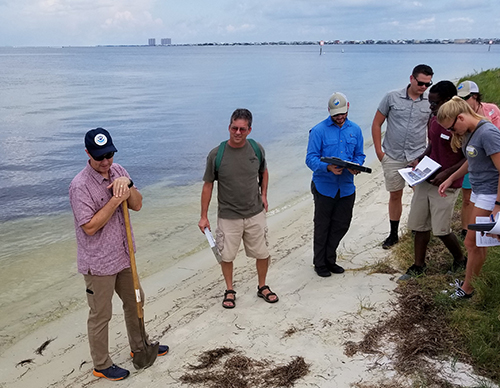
[122,201,160,369]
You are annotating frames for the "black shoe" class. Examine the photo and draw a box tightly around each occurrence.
[451,256,467,272]
[460,229,467,240]
[93,364,130,381]
[450,286,474,300]
[382,234,399,249]
[327,263,345,274]
[314,266,331,277]
[398,264,426,281]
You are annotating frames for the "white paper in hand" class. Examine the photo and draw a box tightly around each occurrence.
[204,227,223,263]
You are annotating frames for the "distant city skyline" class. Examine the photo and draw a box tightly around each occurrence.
[0,0,499,47]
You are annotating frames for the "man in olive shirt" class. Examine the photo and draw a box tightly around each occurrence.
[198,108,279,309]
[372,64,433,249]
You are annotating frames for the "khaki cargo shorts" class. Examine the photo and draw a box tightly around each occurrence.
[407,181,460,236]
[381,154,409,192]
[215,210,269,262]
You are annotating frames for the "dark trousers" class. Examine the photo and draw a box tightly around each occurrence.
[311,182,355,269]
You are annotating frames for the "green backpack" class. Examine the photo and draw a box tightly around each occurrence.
[214,139,263,185]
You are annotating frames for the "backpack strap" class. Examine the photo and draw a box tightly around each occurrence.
[214,140,228,180]
[247,139,262,165]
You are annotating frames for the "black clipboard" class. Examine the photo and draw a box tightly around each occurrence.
[320,156,372,173]
[468,223,496,232]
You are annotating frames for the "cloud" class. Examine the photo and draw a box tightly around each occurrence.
[224,24,255,34]
[102,10,163,31]
[448,17,474,24]
[415,16,436,27]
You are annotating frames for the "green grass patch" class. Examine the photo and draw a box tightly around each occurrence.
[392,190,500,383]
[457,68,500,106]
[351,188,500,385]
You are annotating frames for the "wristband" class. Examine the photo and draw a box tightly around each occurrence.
[495,201,500,206]
[128,179,134,188]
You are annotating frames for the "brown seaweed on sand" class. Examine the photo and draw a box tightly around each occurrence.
[180,347,309,388]
[16,359,34,367]
[35,337,56,355]
[187,347,236,370]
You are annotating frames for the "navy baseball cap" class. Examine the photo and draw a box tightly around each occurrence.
[84,128,118,158]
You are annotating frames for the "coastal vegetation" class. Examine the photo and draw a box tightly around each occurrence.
[349,68,500,387]
[457,68,500,105]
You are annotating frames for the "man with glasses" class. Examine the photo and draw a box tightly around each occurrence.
[69,128,168,381]
[372,64,433,249]
[198,109,278,309]
[306,92,366,277]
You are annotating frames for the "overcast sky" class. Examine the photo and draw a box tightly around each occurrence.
[1,0,498,47]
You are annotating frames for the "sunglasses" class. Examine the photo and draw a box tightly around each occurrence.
[447,116,458,132]
[414,78,433,88]
[93,151,115,161]
[462,94,472,101]
[230,126,249,133]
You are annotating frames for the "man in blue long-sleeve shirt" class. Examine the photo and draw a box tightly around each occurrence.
[306,92,366,277]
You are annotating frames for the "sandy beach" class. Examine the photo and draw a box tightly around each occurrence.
[0,161,424,388]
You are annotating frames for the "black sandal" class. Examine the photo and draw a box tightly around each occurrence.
[257,285,279,303]
[222,290,236,309]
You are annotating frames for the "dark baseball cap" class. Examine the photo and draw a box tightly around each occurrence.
[84,128,118,158]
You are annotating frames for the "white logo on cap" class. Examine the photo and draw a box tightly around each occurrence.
[333,99,341,106]
[94,134,108,147]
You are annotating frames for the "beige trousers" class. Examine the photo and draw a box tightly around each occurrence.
[83,267,148,370]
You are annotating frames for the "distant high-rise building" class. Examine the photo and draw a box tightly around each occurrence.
[161,38,172,45]
[148,38,156,46]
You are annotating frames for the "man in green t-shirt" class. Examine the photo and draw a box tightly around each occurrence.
[198,108,279,309]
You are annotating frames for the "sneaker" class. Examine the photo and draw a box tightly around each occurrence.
[382,234,399,249]
[398,264,426,281]
[449,278,464,288]
[314,266,331,277]
[93,364,130,381]
[327,263,345,274]
[130,344,169,358]
[450,286,474,300]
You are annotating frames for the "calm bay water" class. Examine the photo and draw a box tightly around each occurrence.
[1,44,499,222]
[0,44,499,349]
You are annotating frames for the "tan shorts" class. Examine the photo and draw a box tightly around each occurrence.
[215,210,269,262]
[381,154,409,192]
[407,181,460,236]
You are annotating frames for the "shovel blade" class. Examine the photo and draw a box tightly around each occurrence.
[132,341,160,370]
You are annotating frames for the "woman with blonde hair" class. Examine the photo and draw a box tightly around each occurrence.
[438,96,500,299]
[456,81,500,239]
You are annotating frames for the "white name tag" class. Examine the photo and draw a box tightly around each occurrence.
[440,133,450,140]
[466,145,475,154]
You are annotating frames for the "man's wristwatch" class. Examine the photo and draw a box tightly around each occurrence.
[495,200,500,206]
[128,179,134,188]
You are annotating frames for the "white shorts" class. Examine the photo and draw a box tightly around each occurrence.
[470,192,497,211]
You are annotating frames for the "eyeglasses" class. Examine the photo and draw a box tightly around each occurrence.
[414,78,433,88]
[446,116,458,132]
[429,100,442,108]
[93,152,115,161]
[230,126,249,133]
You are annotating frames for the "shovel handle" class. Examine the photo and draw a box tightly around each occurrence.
[122,201,144,320]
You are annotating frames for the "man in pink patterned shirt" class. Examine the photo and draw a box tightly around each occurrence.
[69,128,168,381]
